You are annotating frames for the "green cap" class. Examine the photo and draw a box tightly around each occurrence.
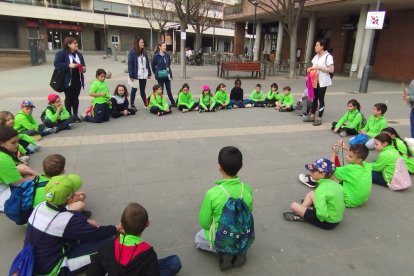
[45,174,83,206]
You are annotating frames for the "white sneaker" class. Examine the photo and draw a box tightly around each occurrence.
[245,104,253,108]
[233,105,239,109]
[182,109,188,113]
[339,131,347,137]
[298,174,317,188]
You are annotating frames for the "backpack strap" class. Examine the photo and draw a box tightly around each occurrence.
[218,182,244,199]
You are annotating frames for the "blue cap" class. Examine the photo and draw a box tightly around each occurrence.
[305,158,335,174]
[21,100,35,108]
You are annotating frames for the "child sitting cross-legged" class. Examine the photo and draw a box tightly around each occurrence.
[177,83,199,113]
[331,99,363,137]
[244,84,265,108]
[195,146,254,271]
[230,79,245,108]
[147,84,172,116]
[14,100,55,138]
[87,203,182,275]
[381,127,414,174]
[199,85,216,113]
[275,86,295,112]
[214,83,231,110]
[110,84,136,118]
[264,82,280,107]
[284,158,344,230]
[41,93,74,132]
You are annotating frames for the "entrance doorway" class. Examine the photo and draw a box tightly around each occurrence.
[94,30,102,50]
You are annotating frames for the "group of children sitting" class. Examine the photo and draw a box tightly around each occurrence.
[283,99,413,230]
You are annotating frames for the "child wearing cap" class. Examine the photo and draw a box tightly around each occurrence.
[14,100,55,137]
[32,154,87,214]
[230,79,245,108]
[24,174,119,275]
[41,93,74,133]
[284,158,345,230]
[196,146,254,271]
[199,85,216,112]
[87,202,182,275]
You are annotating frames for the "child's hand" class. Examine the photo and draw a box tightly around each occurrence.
[165,108,170,112]
[100,93,107,97]
[122,110,128,116]
[331,144,339,153]
[333,128,339,133]
[87,219,98,227]
[360,130,366,134]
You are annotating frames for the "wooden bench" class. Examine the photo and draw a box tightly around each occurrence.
[217,62,266,80]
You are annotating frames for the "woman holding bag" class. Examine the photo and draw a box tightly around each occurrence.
[53,37,86,122]
[128,37,151,110]
[152,41,175,107]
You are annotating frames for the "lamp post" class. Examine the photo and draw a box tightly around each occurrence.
[212,10,217,53]
[248,0,259,60]
[103,8,109,54]
[150,0,153,50]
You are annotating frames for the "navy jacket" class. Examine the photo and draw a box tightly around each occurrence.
[151,52,173,80]
[54,50,85,88]
[127,48,152,79]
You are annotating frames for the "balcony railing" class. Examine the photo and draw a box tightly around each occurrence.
[223,3,243,16]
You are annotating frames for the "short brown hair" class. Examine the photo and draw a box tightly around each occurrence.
[0,111,14,126]
[283,86,291,91]
[121,203,148,235]
[62,36,77,51]
[43,154,65,177]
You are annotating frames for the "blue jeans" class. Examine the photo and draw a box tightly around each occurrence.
[410,108,414,138]
[130,79,148,106]
[159,255,182,276]
[372,171,388,187]
[230,99,245,108]
[157,78,175,105]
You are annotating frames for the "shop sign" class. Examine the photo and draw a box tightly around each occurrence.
[26,20,39,28]
[365,11,386,29]
[45,22,82,31]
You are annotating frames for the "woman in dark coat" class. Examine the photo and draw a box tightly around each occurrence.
[151,41,175,106]
[128,37,152,110]
[54,36,86,122]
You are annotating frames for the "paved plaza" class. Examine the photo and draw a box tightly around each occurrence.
[0,53,413,275]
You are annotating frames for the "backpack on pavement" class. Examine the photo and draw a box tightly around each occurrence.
[214,184,255,255]
[4,176,48,225]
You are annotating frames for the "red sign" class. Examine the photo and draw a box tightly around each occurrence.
[45,22,82,31]
[26,20,39,28]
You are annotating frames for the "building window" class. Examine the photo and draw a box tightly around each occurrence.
[111,35,119,44]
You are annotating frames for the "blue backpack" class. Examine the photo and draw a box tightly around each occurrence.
[214,184,255,255]
[349,133,369,146]
[4,176,48,225]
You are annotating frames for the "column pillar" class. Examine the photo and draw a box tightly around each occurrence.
[357,3,376,78]
[304,11,317,64]
[253,20,262,61]
[233,22,245,56]
[275,22,284,62]
[350,5,368,78]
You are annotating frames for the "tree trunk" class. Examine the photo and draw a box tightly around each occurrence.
[288,28,298,79]
[180,20,187,78]
[195,28,202,52]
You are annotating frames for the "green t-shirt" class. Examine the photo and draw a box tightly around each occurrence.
[177,91,195,109]
[89,79,110,105]
[314,178,345,223]
[249,90,265,102]
[32,175,50,207]
[371,145,400,182]
[334,162,372,207]
[0,152,22,197]
[214,90,230,105]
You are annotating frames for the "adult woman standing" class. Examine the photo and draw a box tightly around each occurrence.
[54,37,86,122]
[128,37,151,110]
[152,41,175,106]
[403,80,414,137]
[303,38,334,126]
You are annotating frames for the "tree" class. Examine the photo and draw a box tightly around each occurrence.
[190,0,215,52]
[138,0,173,43]
[257,0,308,78]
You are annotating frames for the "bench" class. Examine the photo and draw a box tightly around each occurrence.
[217,62,266,80]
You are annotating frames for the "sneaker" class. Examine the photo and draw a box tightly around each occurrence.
[218,253,233,271]
[279,108,286,112]
[68,123,72,129]
[27,144,41,152]
[233,105,239,109]
[199,109,205,113]
[80,113,86,120]
[339,131,347,137]
[312,119,322,126]
[74,116,82,123]
[19,155,30,163]
[217,106,223,110]
[131,104,137,111]
[283,212,304,222]
[44,128,54,135]
[302,116,315,122]
[157,111,161,116]
[211,108,216,112]
[52,127,59,133]
[298,112,307,117]
[33,134,42,141]
[182,109,188,113]
[299,174,317,188]
[232,255,247,268]
[80,210,92,219]
[245,103,253,108]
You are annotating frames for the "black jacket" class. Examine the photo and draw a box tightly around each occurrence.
[230,87,244,101]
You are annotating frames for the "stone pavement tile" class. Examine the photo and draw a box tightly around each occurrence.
[137,196,198,221]
[75,163,129,188]
[309,245,399,275]
[130,180,187,201]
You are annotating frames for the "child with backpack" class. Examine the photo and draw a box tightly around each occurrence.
[14,100,55,137]
[19,177,119,276]
[214,83,231,110]
[87,202,182,275]
[349,103,388,149]
[195,146,254,271]
[199,85,216,113]
[264,83,280,107]
[0,126,37,212]
[41,93,74,132]
[110,84,136,118]
[0,111,41,161]
[177,83,199,112]
[82,69,111,123]
[332,99,364,137]
[147,84,172,116]
[275,86,295,112]
[382,127,414,173]
[244,84,265,108]
[284,158,344,230]
[230,79,245,108]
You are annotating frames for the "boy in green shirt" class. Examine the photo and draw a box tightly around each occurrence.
[245,84,265,108]
[196,146,253,271]
[331,143,372,207]
[82,69,111,123]
[276,86,295,112]
[264,82,280,107]
[14,100,55,137]
[350,103,388,149]
[147,84,172,116]
[284,158,344,230]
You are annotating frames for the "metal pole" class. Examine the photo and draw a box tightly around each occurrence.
[213,17,216,53]
[150,0,153,50]
[359,0,381,93]
[251,4,256,59]
[103,8,108,54]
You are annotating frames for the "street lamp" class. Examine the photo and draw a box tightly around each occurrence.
[213,10,218,53]
[103,8,109,55]
[248,0,259,60]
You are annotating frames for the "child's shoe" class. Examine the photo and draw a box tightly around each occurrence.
[211,108,216,112]
[299,174,317,188]
[283,212,304,222]
[339,131,347,137]
[131,104,137,111]
[199,109,205,113]
[233,105,239,109]
[218,253,233,271]
[312,119,322,126]
[27,144,41,153]
[81,113,87,120]
[52,127,59,133]
[32,134,42,141]
[232,255,247,268]
[302,116,315,122]
[279,108,287,112]
[182,109,188,113]
[245,104,253,108]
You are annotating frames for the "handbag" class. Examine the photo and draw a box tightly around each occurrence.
[385,158,412,191]
[349,133,369,146]
[157,69,169,79]
[50,69,65,93]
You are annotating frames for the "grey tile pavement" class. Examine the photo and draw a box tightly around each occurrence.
[0,54,413,275]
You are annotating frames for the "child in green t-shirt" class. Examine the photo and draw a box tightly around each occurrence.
[214,83,231,110]
[381,127,414,173]
[332,99,363,137]
[82,69,111,123]
[331,143,372,207]
[147,84,172,116]
[276,86,295,112]
[244,84,265,108]
[199,85,216,113]
[264,82,279,107]
[284,158,345,230]
[177,83,199,113]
